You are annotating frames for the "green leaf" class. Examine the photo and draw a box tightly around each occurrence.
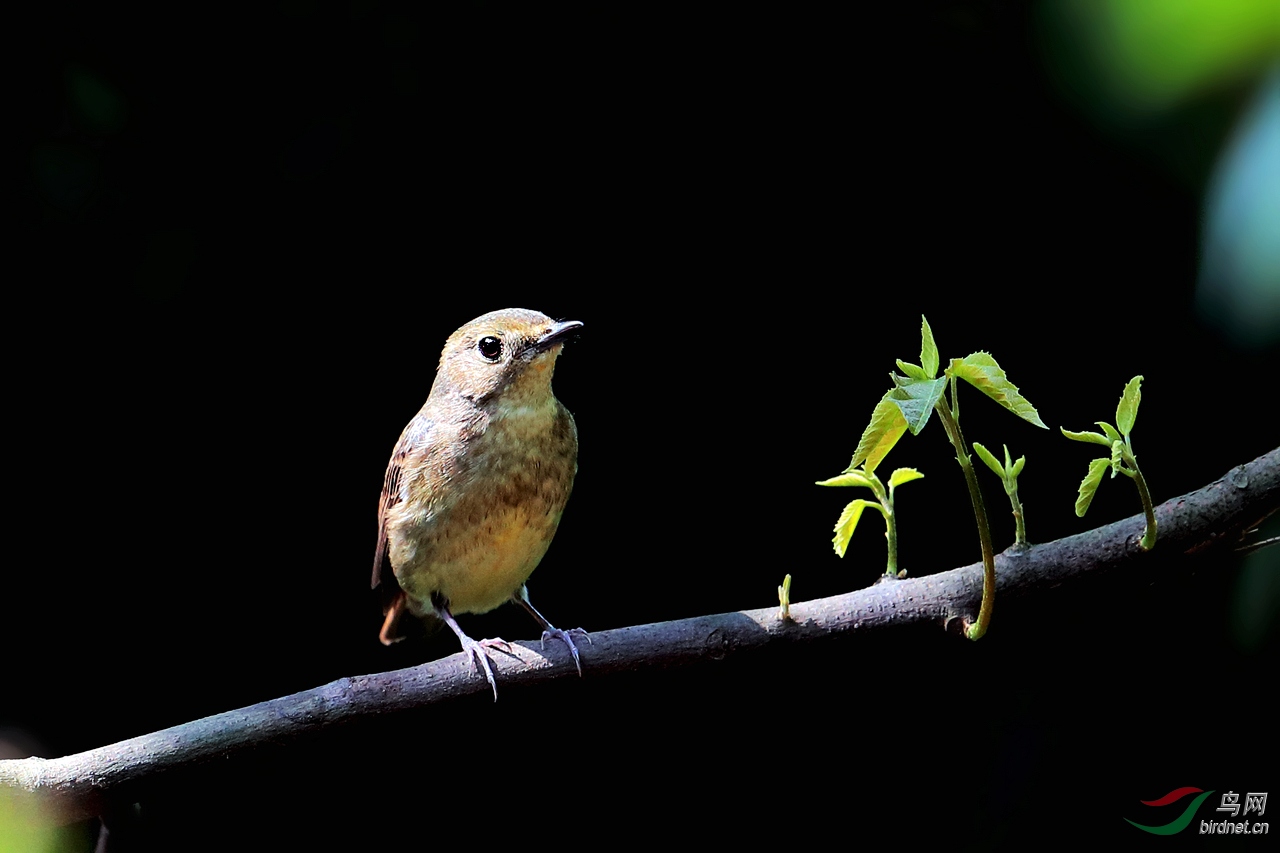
[888,374,948,435]
[1075,457,1110,517]
[846,393,908,475]
[1110,439,1124,477]
[1011,454,1026,478]
[887,467,924,489]
[920,315,939,378]
[972,442,1005,476]
[1116,375,1143,436]
[832,498,881,557]
[948,352,1047,428]
[1097,422,1123,443]
[1061,427,1112,447]
[816,470,876,489]
[895,360,929,380]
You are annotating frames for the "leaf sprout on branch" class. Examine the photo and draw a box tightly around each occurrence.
[972,442,1030,548]
[816,465,924,578]
[819,316,1047,640]
[1062,375,1157,551]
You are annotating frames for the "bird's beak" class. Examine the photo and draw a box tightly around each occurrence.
[535,320,584,351]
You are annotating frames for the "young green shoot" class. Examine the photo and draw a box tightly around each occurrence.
[817,465,923,578]
[778,573,793,621]
[1062,375,1157,550]
[973,443,1029,547]
[839,316,1047,640]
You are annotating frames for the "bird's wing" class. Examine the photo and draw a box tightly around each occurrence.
[371,414,435,589]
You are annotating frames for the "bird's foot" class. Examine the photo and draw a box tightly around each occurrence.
[540,626,591,676]
[455,636,514,701]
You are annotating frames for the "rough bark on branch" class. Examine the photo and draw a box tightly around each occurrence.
[2,448,1276,827]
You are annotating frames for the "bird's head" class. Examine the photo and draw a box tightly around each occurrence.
[434,308,583,405]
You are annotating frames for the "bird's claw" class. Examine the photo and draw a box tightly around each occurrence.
[460,636,515,701]
[540,627,591,676]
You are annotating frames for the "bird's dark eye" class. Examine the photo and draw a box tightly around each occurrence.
[477,336,503,361]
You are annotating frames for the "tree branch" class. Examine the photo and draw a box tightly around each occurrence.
[3,448,1276,826]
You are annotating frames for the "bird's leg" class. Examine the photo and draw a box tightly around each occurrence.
[513,584,590,676]
[379,590,407,646]
[432,593,508,701]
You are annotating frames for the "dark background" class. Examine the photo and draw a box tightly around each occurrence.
[12,3,1277,849]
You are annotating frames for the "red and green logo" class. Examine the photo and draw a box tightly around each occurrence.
[1126,787,1215,835]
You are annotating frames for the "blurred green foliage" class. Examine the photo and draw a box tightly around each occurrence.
[0,790,58,853]
[1042,0,1280,113]
[1041,1,1280,348]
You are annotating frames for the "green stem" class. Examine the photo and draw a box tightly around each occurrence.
[1131,465,1157,550]
[884,498,898,577]
[869,479,898,577]
[1119,444,1157,551]
[1009,486,1027,546]
[936,395,997,640]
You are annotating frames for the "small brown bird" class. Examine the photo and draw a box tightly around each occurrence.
[372,308,585,699]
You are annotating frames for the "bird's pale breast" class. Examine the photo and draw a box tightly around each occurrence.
[387,397,577,616]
